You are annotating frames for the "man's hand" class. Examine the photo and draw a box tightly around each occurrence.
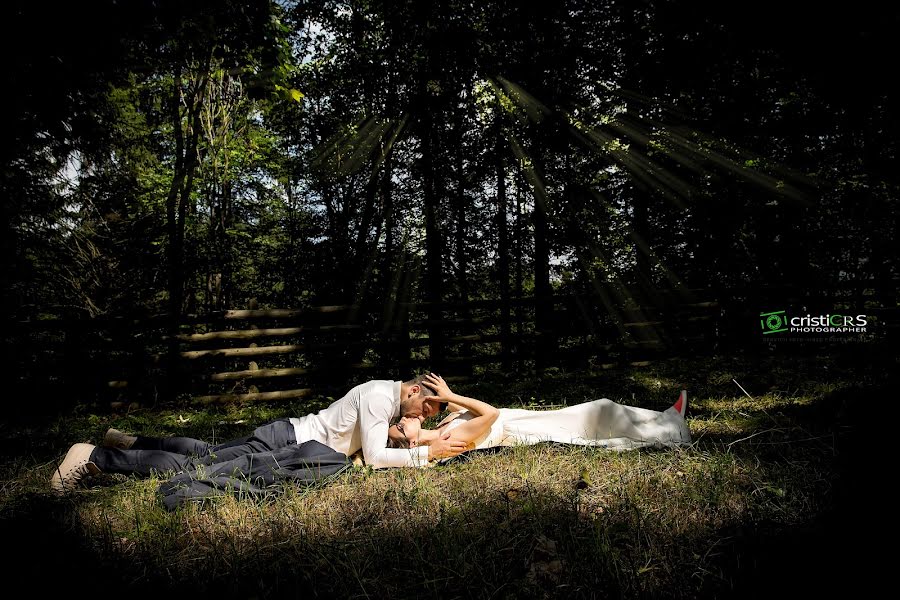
[427,430,468,461]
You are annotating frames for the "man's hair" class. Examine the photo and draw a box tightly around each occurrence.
[404,373,437,397]
[403,373,448,412]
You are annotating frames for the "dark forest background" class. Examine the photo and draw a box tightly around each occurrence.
[1,3,896,597]
[3,1,897,391]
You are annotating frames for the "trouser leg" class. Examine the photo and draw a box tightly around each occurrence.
[131,435,213,456]
[90,419,297,476]
[89,446,193,477]
[129,418,294,457]
[197,419,296,465]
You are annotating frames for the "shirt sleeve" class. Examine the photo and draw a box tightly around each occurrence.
[359,388,431,469]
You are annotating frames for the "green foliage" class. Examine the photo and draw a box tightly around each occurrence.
[3,0,894,355]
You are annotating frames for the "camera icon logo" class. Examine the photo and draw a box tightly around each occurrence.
[760,310,788,334]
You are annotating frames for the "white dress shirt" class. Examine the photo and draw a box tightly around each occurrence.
[289,380,431,468]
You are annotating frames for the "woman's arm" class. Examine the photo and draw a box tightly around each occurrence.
[423,373,499,449]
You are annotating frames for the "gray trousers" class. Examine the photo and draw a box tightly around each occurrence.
[89,419,297,477]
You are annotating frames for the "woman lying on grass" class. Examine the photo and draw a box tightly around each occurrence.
[386,373,691,458]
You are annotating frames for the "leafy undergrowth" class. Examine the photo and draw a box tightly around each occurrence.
[0,349,891,599]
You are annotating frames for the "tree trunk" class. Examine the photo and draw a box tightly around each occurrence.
[497,134,511,370]
[164,64,188,401]
[166,63,187,325]
[631,182,653,293]
[515,162,524,352]
[455,140,469,312]
[532,165,551,373]
[352,168,380,303]
[165,54,210,400]
[422,104,444,371]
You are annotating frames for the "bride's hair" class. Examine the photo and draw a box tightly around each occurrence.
[387,417,414,449]
[386,434,410,449]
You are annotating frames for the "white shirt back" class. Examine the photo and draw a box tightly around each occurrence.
[289,380,430,468]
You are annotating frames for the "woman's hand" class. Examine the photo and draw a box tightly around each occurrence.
[423,372,453,400]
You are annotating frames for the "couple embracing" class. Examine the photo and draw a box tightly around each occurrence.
[50,373,691,505]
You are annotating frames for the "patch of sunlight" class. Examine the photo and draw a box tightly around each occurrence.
[700,394,802,413]
[688,414,769,437]
[629,371,683,391]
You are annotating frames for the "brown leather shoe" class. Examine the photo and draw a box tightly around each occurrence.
[103,428,137,450]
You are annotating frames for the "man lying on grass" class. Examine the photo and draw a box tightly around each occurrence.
[50,373,691,510]
[50,375,468,496]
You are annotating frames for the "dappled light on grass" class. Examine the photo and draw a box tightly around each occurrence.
[55,429,835,598]
[1,352,877,598]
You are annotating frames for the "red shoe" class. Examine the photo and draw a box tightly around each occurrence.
[672,390,688,418]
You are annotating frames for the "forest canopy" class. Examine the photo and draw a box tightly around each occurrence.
[3,0,896,322]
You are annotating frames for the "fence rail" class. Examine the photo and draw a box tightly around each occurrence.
[8,280,898,407]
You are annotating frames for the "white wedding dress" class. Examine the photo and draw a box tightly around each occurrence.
[439,394,691,452]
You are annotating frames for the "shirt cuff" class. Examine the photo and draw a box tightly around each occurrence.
[412,445,432,468]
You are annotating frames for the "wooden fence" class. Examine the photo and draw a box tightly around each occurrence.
[9,280,898,407]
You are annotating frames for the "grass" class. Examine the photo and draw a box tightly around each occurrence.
[0,346,893,599]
